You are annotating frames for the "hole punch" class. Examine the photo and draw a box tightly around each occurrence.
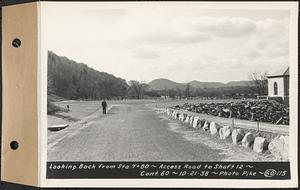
[10,141,19,150]
[12,38,21,48]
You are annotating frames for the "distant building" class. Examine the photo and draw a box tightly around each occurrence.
[267,67,289,102]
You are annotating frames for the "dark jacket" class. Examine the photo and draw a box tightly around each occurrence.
[102,101,107,108]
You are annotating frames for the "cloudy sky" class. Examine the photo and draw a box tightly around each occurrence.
[42,2,290,83]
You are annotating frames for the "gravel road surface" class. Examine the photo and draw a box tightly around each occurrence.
[48,102,275,161]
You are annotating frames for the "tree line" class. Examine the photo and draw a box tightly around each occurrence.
[153,85,264,100]
[48,51,128,100]
[48,51,268,101]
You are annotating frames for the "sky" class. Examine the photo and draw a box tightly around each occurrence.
[42,2,290,83]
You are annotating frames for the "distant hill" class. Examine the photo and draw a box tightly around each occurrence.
[149,79,254,91]
[189,80,225,89]
[226,80,254,87]
[148,78,186,91]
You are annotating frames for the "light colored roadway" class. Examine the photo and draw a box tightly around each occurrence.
[48,103,223,161]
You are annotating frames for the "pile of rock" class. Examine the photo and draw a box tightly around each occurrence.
[164,108,289,161]
[171,100,289,125]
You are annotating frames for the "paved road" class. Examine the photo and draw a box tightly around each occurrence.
[48,103,224,161]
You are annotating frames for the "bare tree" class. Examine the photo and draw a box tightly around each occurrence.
[185,84,190,98]
[128,80,149,99]
[168,89,176,99]
[250,71,268,95]
[176,88,182,99]
[163,87,167,99]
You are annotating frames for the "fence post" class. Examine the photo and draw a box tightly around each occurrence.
[257,122,259,132]
[232,119,235,129]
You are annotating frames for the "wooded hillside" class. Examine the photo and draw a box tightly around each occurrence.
[48,51,128,100]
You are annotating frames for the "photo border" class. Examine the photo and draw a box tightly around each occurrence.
[39,1,298,188]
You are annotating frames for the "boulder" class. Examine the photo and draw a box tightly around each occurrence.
[189,116,194,126]
[175,112,180,119]
[181,114,187,121]
[231,129,245,145]
[242,132,255,148]
[174,111,179,119]
[219,126,232,140]
[179,113,184,121]
[172,111,176,118]
[171,110,175,116]
[184,115,191,124]
[192,117,200,128]
[253,137,268,153]
[199,119,206,128]
[209,122,222,135]
[167,109,173,116]
[280,135,289,161]
[178,113,182,120]
[202,121,210,131]
[268,135,289,161]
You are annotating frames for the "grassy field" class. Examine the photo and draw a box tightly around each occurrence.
[48,99,159,126]
[50,98,243,118]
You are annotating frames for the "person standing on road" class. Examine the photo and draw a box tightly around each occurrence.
[101,99,107,114]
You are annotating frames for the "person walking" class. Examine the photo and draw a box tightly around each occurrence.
[101,99,107,114]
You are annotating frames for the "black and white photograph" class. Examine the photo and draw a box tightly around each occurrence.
[42,1,297,186]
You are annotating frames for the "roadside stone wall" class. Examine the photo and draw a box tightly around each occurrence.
[163,108,289,161]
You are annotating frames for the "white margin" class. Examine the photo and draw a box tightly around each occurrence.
[39,1,48,187]
[39,1,299,188]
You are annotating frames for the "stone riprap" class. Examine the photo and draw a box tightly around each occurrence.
[170,100,289,125]
[189,116,194,126]
[203,121,210,131]
[175,112,179,119]
[242,132,255,148]
[268,135,289,161]
[199,119,206,128]
[162,108,289,160]
[253,137,268,153]
[171,110,175,116]
[185,115,191,124]
[210,122,222,136]
[179,113,187,121]
[231,129,245,145]
[171,110,176,118]
[219,126,232,140]
[192,117,200,128]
